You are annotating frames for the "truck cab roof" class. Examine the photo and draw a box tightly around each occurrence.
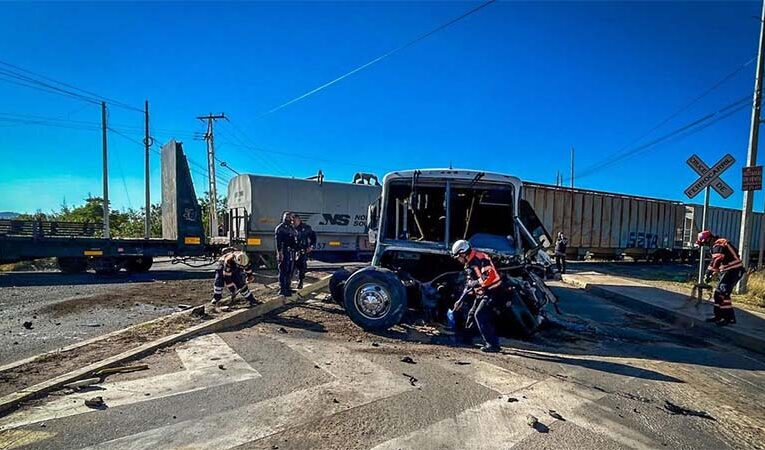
[382,169,523,191]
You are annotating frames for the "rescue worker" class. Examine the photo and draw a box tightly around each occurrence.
[451,239,502,353]
[275,211,298,297]
[697,230,742,326]
[211,250,259,307]
[292,214,317,290]
[555,232,568,274]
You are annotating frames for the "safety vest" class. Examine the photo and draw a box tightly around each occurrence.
[465,250,502,290]
[708,238,743,273]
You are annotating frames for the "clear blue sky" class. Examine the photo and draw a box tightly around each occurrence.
[0,1,762,214]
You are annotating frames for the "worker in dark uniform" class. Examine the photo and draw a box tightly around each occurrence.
[292,214,317,290]
[554,232,568,274]
[211,250,259,307]
[275,211,297,297]
[698,230,742,326]
[451,239,502,353]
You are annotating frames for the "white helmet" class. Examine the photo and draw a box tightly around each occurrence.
[233,251,250,267]
[451,239,471,257]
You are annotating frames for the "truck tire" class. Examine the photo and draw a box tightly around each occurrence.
[343,267,407,331]
[329,269,351,306]
[93,258,118,275]
[126,256,153,273]
[57,257,88,274]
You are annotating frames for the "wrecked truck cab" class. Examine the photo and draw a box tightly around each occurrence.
[333,169,553,332]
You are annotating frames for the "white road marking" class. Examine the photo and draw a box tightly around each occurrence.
[374,356,660,450]
[83,335,416,450]
[0,334,260,431]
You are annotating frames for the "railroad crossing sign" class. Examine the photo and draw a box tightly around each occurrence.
[742,166,763,191]
[684,153,735,199]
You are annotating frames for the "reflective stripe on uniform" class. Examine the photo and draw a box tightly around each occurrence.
[214,287,223,294]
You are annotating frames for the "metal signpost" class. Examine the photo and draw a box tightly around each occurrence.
[684,153,736,285]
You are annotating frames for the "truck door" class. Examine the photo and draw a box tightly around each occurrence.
[518,200,552,250]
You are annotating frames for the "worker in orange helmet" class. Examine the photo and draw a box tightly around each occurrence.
[697,230,742,326]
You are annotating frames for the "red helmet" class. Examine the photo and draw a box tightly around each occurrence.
[696,230,714,246]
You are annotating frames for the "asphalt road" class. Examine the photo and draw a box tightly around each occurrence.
[2,281,764,450]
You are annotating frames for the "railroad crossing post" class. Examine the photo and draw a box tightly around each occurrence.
[697,186,710,284]
[144,100,151,239]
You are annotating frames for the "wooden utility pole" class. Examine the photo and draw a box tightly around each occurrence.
[197,113,227,237]
[101,101,110,239]
[144,100,151,239]
[737,0,765,293]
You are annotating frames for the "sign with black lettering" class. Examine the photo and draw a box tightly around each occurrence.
[742,166,763,191]
[684,154,735,199]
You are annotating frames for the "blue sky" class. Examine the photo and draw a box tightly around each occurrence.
[0,1,762,214]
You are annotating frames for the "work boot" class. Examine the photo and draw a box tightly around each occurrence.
[248,298,260,308]
[297,280,304,290]
[210,297,220,306]
[480,344,500,353]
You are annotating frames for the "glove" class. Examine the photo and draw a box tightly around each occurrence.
[247,274,255,283]
[703,271,713,284]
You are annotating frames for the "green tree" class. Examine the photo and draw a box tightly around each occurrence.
[199,192,227,236]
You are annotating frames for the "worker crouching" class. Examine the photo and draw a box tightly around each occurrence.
[211,250,260,308]
[697,230,741,326]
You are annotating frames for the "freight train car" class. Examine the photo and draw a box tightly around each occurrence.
[680,204,764,253]
[522,183,685,261]
[227,174,381,267]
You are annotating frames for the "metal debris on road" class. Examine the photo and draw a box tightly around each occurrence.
[507,397,519,403]
[64,377,101,390]
[84,396,106,409]
[548,410,565,421]
[402,373,418,386]
[455,361,471,365]
[277,327,288,334]
[400,356,416,364]
[663,400,716,420]
[22,321,33,329]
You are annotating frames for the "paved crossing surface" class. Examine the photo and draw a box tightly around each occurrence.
[1,282,765,449]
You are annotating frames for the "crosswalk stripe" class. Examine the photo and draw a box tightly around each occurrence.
[83,336,416,450]
[0,334,261,432]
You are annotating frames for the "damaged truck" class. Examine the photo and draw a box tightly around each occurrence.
[331,169,560,338]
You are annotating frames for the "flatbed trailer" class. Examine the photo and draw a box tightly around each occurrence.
[0,140,214,273]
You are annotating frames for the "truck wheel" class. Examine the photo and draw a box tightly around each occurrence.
[93,258,118,275]
[343,267,407,331]
[126,256,153,273]
[329,269,351,307]
[57,257,88,274]
[504,291,539,338]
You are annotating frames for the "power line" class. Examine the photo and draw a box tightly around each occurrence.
[0,60,142,112]
[574,95,752,181]
[258,0,496,118]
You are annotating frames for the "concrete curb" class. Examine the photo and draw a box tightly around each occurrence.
[0,276,331,417]
[561,274,765,356]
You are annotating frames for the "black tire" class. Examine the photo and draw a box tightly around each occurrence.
[329,269,351,306]
[57,257,88,274]
[93,258,118,275]
[126,256,153,273]
[502,291,538,338]
[343,267,407,331]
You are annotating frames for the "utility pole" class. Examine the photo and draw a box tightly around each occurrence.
[144,100,151,239]
[101,101,110,239]
[737,0,765,293]
[197,113,227,237]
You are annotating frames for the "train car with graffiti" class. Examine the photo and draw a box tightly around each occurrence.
[523,182,764,261]
[226,174,381,267]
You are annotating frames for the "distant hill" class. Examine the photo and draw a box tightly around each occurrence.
[0,212,19,219]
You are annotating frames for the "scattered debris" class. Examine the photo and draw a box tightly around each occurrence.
[22,321,33,330]
[190,305,205,318]
[177,304,192,310]
[526,415,538,427]
[95,364,149,377]
[507,397,519,403]
[84,323,102,328]
[371,342,380,347]
[548,410,565,421]
[356,338,363,343]
[455,361,471,365]
[272,445,279,449]
[84,396,106,409]
[400,356,416,364]
[277,327,288,334]
[64,377,101,390]
[332,398,339,404]
[218,364,226,370]
[663,401,716,420]
[39,423,46,428]
[314,364,320,369]
[402,373,418,386]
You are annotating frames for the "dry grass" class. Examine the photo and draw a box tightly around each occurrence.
[739,270,765,309]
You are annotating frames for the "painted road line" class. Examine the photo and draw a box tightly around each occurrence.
[0,334,260,431]
[85,336,416,450]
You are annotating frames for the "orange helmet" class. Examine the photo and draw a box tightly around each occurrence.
[696,230,714,246]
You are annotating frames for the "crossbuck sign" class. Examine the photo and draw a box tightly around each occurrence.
[684,154,735,199]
